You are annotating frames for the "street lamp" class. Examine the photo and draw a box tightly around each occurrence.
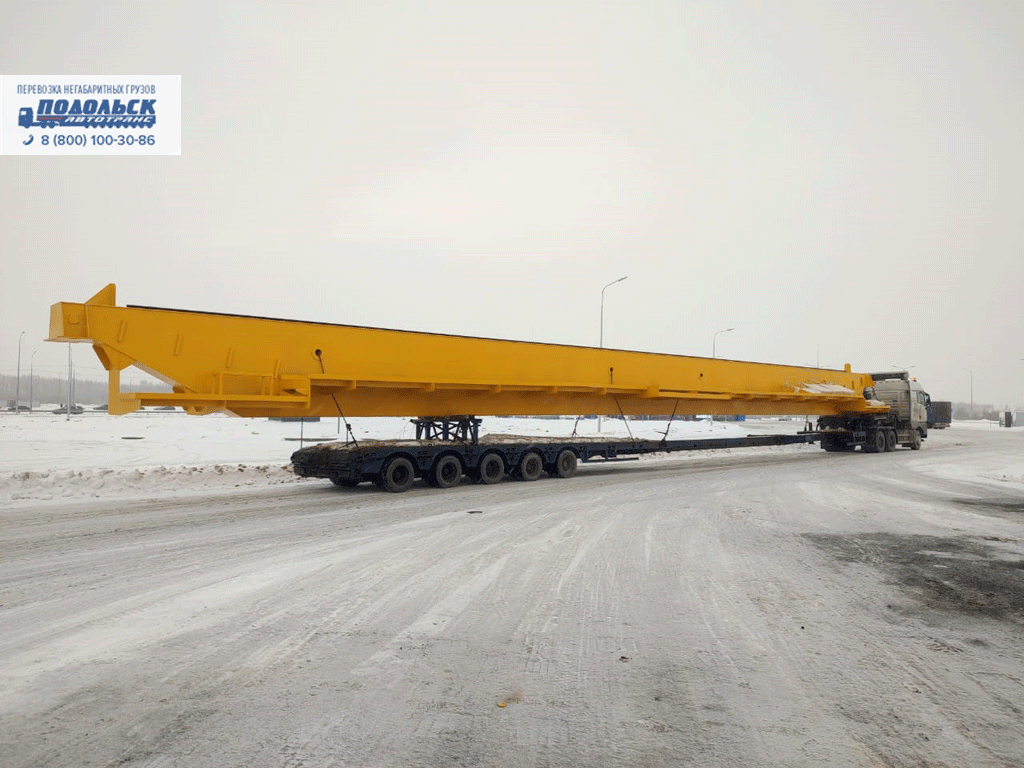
[29,351,37,413]
[963,368,973,419]
[712,327,734,358]
[599,276,628,348]
[15,331,25,413]
[598,276,627,433]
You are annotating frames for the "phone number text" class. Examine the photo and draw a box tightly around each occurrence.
[40,133,156,147]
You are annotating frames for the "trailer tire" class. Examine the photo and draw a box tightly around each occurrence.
[380,456,416,493]
[517,451,544,481]
[885,429,897,452]
[551,449,578,479]
[910,430,922,450]
[477,453,505,485]
[430,455,463,488]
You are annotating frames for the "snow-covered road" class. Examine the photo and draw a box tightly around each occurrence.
[2,417,1023,766]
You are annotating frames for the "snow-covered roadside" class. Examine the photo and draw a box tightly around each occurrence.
[907,420,1024,493]
[5,411,1021,507]
[0,411,755,505]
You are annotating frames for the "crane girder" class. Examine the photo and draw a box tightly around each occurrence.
[48,284,887,419]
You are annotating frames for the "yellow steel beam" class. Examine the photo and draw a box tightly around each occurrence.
[48,284,888,419]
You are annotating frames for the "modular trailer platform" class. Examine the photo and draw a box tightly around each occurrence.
[290,430,825,492]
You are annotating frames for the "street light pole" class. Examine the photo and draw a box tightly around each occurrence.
[598,276,627,433]
[15,331,25,413]
[709,328,734,423]
[29,351,36,413]
[599,276,628,349]
[712,327,734,358]
[963,368,973,419]
[67,343,73,421]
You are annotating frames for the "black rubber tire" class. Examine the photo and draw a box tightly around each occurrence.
[477,453,505,485]
[910,430,922,450]
[866,429,886,454]
[518,451,544,481]
[885,429,897,452]
[380,456,415,493]
[551,449,578,479]
[431,455,463,489]
[330,476,361,488]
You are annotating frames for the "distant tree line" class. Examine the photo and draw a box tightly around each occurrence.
[0,374,168,406]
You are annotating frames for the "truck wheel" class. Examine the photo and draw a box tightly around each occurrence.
[910,430,922,450]
[517,451,544,481]
[380,456,416,493]
[431,455,463,488]
[551,449,578,479]
[885,429,897,452]
[330,476,361,488]
[477,453,505,485]
[873,430,887,453]
[865,429,885,453]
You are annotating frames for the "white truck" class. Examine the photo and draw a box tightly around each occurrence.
[818,371,929,452]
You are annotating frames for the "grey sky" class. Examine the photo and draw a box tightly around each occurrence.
[2,1,1023,409]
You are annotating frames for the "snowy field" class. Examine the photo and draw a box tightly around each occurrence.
[4,408,1018,506]
[0,409,795,505]
[3,411,1024,766]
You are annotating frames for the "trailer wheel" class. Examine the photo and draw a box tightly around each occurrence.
[910,430,922,450]
[884,429,897,452]
[551,449,578,479]
[517,451,544,481]
[431,455,463,488]
[477,453,505,485]
[380,456,416,493]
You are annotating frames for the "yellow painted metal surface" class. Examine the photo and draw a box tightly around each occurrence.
[48,284,888,419]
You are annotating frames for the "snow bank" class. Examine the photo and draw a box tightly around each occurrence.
[0,411,749,506]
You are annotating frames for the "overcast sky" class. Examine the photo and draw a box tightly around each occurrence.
[2,1,1022,409]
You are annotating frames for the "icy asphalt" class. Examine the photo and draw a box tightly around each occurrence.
[1,414,1023,766]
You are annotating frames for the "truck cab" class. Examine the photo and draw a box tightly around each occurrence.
[869,372,929,438]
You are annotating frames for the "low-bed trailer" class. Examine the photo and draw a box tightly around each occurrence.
[290,419,825,492]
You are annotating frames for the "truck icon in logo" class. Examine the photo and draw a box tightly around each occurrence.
[19,107,56,128]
